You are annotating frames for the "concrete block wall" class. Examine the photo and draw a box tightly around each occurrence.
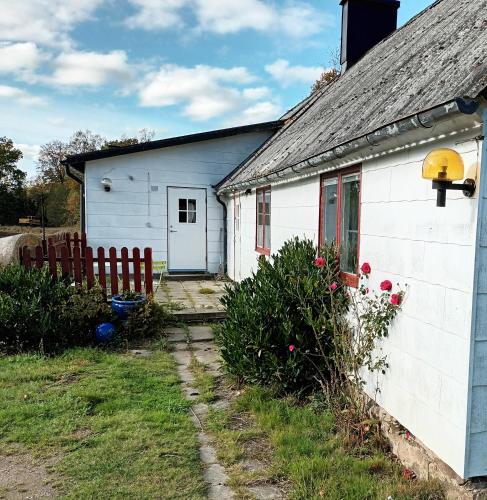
[227,128,482,477]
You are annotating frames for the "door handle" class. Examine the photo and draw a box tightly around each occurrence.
[170,229,177,233]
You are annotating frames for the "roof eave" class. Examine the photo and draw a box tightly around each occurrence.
[217,97,483,194]
[62,120,284,166]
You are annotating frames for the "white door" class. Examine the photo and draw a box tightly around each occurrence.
[168,187,207,271]
[234,195,242,280]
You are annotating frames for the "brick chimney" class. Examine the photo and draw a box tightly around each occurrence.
[340,0,400,72]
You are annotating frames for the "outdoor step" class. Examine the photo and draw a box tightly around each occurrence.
[165,273,216,281]
[173,311,226,322]
[167,326,215,343]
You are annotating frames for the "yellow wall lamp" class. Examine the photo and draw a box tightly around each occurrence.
[422,148,476,207]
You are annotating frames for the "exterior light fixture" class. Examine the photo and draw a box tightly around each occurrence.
[101,177,112,192]
[422,148,475,207]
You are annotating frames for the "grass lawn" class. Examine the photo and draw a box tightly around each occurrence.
[207,385,445,500]
[0,347,207,499]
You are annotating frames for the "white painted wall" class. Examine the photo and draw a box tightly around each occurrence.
[225,126,483,478]
[84,131,272,273]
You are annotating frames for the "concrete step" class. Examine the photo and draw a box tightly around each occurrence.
[165,273,216,282]
[173,310,226,323]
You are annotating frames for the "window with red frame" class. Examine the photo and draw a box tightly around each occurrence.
[256,186,271,254]
[320,167,361,286]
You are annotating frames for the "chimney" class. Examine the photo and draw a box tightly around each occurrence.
[340,0,400,72]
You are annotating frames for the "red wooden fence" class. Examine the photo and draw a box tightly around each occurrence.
[45,231,87,258]
[19,244,153,296]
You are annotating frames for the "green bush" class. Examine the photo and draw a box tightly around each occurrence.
[125,297,173,339]
[214,238,349,393]
[0,265,113,353]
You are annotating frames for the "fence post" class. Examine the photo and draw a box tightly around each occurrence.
[73,246,82,286]
[60,246,70,278]
[48,245,57,280]
[143,247,153,295]
[35,246,44,268]
[22,247,31,268]
[109,247,119,297]
[97,247,107,293]
[133,248,142,293]
[121,247,130,291]
[85,247,94,290]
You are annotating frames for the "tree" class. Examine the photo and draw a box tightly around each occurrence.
[311,48,341,94]
[103,129,156,149]
[0,137,28,225]
[37,130,106,184]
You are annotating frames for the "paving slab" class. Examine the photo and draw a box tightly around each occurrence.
[248,485,283,499]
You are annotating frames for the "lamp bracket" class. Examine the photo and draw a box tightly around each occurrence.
[431,179,476,207]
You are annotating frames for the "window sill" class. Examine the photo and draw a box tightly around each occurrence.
[256,246,271,256]
[340,271,359,288]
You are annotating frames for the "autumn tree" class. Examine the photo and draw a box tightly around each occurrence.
[311,48,341,94]
[0,137,29,225]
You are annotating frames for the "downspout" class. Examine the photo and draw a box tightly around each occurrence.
[65,163,86,234]
[215,193,228,275]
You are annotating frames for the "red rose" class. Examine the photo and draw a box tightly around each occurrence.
[315,257,325,268]
[289,345,295,352]
[380,280,392,291]
[330,282,337,291]
[391,293,401,306]
[361,262,371,275]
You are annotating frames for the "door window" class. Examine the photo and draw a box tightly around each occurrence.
[179,198,197,224]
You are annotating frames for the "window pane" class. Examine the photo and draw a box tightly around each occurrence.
[179,199,187,210]
[264,220,271,249]
[341,175,360,274]
[322,180,338,244]
[179,211,187,223]
[257,225,264,247]
[264,190,271,217]
[188,211,196,223]
[188,199,196,211]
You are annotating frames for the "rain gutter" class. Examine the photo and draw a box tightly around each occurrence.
[218,97,481,193]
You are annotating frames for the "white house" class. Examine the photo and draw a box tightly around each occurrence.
[64,0,487,482]
[64,122,280,273]
[216,0,487,481]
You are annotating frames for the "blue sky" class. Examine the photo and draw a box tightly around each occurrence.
[0,0,432,177]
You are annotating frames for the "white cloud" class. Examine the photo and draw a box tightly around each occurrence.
[239,101,282,123]
[0,85,46,106]
[0,0,105,48]
[49,50,134,87]
[242,87,271,100]
[195,0,275,34]
[125,0,334,38]
[265,58,324,87]
[139,64,257,120]
[125,0,187,30]
[16,143,41,162]
[0,42,46,75]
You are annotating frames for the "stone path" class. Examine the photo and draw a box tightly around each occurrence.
[168,326,234,500]
[167,325,284,500]
[156,280,228,322]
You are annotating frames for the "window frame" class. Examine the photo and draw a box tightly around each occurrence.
[255,185,271,256]
[319,165,362,287]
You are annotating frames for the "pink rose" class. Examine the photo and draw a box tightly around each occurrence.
[315,257,325,268]
[330,282,337,291]
[380,280,392,291]
[391,293,401,306]
[289,345,295,352]
[361,262,371,275]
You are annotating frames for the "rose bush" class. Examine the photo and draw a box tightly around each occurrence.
[215,238,349,393]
